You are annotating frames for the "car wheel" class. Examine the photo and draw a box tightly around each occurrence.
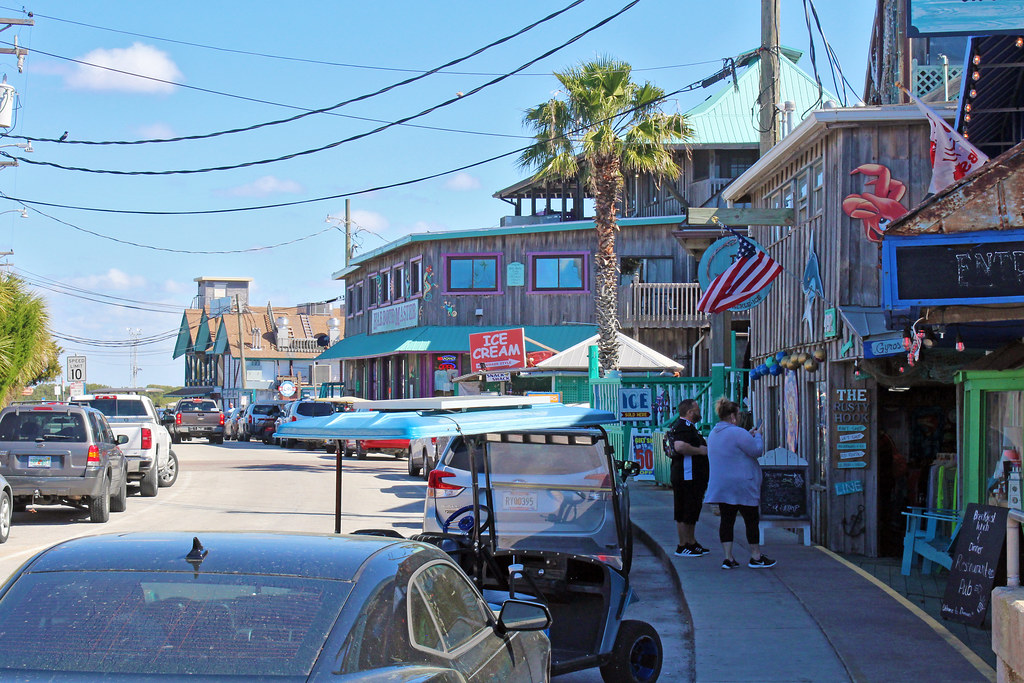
[211,436,224,445]
[110,469,128,513]
[408,450,422,477]
[356,441,366,460]
[0,490,11,543]
[171,432,181,444]
[140,461,159,497]
[159,451,179,488]
[13,500,26,513]
[89,474,111,523]
[599,620,662,683]
[240,432,250,442]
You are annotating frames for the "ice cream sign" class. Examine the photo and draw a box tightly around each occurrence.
[469,328,527,371]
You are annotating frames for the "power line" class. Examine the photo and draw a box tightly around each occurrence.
[0,0,640,176]
[12,267,182,311]
[0,4,717,78]
[0,0,588,148]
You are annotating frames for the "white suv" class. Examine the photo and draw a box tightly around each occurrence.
[275,400,335,450]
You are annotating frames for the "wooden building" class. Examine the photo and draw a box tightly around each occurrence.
[319,216,706,399]
[723,104,969,556]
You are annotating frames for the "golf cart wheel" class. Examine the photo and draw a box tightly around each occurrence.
[600,619,662,683]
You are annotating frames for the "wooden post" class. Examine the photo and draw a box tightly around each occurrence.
[759,0,781,155]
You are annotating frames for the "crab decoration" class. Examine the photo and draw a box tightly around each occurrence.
[841,163,909,243]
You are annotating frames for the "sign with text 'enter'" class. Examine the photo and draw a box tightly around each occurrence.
[469,328,526,372]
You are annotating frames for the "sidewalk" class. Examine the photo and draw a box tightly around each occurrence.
[627,481,996,682]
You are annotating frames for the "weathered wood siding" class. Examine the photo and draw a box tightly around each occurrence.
[743,120,934,555]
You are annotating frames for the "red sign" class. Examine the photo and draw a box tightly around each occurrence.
[469,328,527,372]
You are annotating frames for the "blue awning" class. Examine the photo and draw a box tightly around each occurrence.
[316,324,597,361]
[275,404,616,440]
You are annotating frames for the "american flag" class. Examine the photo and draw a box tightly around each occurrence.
[697,230,783,314]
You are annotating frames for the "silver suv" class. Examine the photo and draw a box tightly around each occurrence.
[0,403,129,523]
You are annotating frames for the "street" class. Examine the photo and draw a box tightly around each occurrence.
[0,438,693,682]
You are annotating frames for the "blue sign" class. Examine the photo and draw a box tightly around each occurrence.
[697,235,775,312]
[864,334,905,359]
[617,388,652,422]
[909,0,1024,37]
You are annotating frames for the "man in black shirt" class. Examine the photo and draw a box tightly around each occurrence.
[665,398,710,557]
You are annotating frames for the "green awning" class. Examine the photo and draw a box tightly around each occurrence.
[315,324,597,361]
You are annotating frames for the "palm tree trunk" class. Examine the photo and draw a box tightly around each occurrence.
[592,154,622,374]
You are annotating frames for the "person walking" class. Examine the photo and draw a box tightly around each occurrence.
[665,399,710,557]
[705,398,775,569]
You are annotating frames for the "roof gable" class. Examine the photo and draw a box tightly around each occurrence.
[172,312,192,359]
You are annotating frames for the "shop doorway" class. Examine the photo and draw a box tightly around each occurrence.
[876,385,957,557]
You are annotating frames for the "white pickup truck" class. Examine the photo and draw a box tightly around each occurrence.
[70,393,178,496]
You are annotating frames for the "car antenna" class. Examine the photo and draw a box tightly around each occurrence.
[185,536,209,577]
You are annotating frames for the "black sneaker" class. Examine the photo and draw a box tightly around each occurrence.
[721,558,740,570]
[748,554,777,568]
[693,543,712,556]
[674,544,704,558]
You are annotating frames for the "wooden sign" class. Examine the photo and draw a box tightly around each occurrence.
[940,504,1008,627]
[760,467,808,519]
[832,390,870,469]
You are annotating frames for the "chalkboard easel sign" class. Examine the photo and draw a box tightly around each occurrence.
[760,466,809,519]
[940,504,1009,627]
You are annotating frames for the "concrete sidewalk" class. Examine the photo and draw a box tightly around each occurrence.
[627,481,995,682]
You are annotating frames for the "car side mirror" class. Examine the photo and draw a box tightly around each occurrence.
[495,599,551,635]
[116,434,129,445]
[618,460,642,479]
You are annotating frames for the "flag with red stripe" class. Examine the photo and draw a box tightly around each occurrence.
[697,235,782,314]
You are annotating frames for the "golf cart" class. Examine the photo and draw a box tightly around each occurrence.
[276,396,662,682]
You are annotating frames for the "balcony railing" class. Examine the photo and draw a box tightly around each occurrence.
[620,282,749,327]
[278,338,325,354]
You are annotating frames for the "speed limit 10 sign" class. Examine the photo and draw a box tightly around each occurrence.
[66,356,87,383]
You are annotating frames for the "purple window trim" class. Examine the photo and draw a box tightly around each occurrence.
[441,252,503,295]
[526,251,590,294]
[408,257,424,299]
[379,267,392,305]
[366,271,379,310]
[346,287,355,318]
[392,263,406,302]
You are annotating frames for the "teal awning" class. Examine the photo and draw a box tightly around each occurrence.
[315,324,597,361]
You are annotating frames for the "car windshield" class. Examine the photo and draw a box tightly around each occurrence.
[0,412,88,442]
[296,402,333,418]
[77,398,148,417]
[178,401,218,413]
[250,405,279,416]
[0,571,351,677]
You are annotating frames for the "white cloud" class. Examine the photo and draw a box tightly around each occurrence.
[444,172,482,191]
[69,268,147,291]
[161,279,188,294]
[135,123,175,139]
[66,43,182,93]
[221,176,304,197]
[350,210,389,233]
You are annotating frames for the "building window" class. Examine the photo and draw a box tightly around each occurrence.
[529,253,586,292]
[692,150,710,181]
[354,282,363,315]
[444,254,500,293]
[796,170,810,223]
[393,264,406,300]
[346,286,355,317]
[620,256,673,285]
[380,269,391,304]
[717,149,758,178]
[811,161,824,215]
[367,273,378,308]
[409,258,423,297]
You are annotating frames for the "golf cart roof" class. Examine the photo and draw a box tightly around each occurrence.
[275,403,616,440]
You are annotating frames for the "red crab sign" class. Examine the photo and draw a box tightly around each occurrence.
[841,163,909,243]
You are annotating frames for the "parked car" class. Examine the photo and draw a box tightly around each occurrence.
[237,401,286,442]
[0,403,129,523]
[275,399,335,449]
[170,398,224,444]
[71,393,175,496]
[0,532,552,680]
[0,472,12,543]
[408,435,452,479]
[343,437,411,460]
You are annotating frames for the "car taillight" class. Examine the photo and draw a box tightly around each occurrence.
[175,413,182,426]
[427,470,464,498]
[431,437,437,444]
[87,445,100,465]
[290,416,297,421]
[31,406,53,411]
[141,428,152,450]
[219,413,225,426]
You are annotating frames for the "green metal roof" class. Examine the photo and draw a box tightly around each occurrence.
[684,49,837,146]
[172,312,192,359]
[315,324,598,361]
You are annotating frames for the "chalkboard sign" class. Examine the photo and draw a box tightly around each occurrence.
[940,504,1008,627]
[760,467,808,519]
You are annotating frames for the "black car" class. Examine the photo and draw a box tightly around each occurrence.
[0,531,552,681]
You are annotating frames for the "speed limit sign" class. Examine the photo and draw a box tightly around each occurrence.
[66,356,87,384]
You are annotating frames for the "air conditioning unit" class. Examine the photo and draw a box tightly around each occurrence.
[312,365,332,386]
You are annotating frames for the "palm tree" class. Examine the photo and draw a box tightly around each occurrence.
[0,274,60,407]
[519,57,692,373]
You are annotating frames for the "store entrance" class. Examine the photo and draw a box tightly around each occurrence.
[876,385,957,557]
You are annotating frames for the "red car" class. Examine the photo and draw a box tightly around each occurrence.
[343,438,410,460]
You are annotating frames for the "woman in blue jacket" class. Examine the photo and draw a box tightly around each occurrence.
[705,398,775,569]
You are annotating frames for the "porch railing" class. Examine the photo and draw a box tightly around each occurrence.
[620,282,749,327]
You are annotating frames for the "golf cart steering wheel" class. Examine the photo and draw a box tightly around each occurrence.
[442,505,492,536]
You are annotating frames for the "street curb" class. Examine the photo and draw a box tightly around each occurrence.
[631,520,697,681]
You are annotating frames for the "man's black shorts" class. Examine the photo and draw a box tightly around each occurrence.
[672,477,706,524]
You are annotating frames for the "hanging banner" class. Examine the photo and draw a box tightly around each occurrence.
[629,428,655,481]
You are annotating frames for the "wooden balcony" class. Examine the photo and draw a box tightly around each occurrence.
[620,282,748,328]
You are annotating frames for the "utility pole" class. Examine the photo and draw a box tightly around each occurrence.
[127,328,141,388]
[758,0,781,155]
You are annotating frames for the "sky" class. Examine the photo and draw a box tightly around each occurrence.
[0,0,877,388]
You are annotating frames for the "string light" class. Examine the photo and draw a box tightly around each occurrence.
[956,332,965,352]
[973,54,982,66]
[903,325,913,350]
